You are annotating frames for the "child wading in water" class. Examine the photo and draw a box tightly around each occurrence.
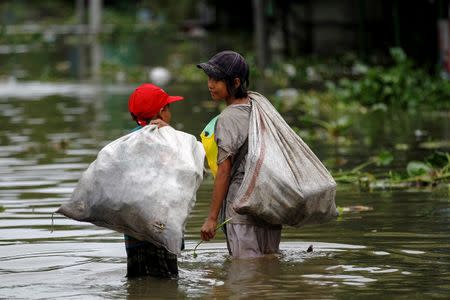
[198,51,282,258]
[125,83,184,277]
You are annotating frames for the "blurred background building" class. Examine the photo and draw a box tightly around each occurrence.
[1,0,450,79]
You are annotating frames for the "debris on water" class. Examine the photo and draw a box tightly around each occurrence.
[307,245,313,253]
[337,205,373,215]
[50,212,55,233]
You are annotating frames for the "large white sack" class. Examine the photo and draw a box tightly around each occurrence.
[232,91,337,227]
[57,125,205,254]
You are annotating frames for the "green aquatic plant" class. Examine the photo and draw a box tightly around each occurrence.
[401,152,450,185]
[406,161,433,177]
[333,150,394,185]
[351,150,394,173]
[334,151,450,189]
[302,115,353,139]
[333,47,450,109]
[192,217,232,258]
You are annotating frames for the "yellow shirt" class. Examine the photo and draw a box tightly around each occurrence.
[200,115,219,177]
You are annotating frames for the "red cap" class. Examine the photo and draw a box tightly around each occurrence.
[128,83,184,126]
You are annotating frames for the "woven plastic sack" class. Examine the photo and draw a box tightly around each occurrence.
[57,125,205,254]
[232,91,337,227]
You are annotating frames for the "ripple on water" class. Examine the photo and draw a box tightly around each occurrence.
[0,158,36,167]
[303,274,377,286]
[18,186,75,195]
[326,264,399,274]
[0,228,114,241]
[0,242,124,299]
[372,251,390,255]
[13,163,88,171]
[0,180,60,188]
[65,149,100,156]
[401,249,425,255]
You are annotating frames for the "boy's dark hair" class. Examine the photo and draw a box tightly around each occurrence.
[197,50,250,98]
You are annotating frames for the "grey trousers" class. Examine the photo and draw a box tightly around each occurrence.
[226,223,281,259]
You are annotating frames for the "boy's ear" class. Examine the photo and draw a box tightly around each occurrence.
[160,104,169,113]
[156,107,164,118]
[156,104,169,118]
[233,78,241,89]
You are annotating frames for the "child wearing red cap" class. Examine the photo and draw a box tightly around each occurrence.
[125,83,184,278]
[128,83,183,128]
[197,51,282,258]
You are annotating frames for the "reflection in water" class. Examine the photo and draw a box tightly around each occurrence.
[224,256,282,297]
[126,276,185,300]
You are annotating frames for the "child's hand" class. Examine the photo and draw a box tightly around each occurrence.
[150,118,168,128]
[200,218,217,241]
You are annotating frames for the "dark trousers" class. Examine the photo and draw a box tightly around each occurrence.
[124,235,178,278]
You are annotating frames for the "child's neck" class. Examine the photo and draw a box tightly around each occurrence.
[225,96,249,106]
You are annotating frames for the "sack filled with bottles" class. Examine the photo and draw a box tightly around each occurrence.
[57,125,205,254]
[232,91,338,227]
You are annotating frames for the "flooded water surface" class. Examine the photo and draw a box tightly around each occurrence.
[0,82,449,299]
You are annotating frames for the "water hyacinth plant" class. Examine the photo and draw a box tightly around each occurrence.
[334,151,450,190]
[332,48,450,110]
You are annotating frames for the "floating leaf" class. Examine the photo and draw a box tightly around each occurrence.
[395,143,409,151]
[335,115,352,129]
[419,140,450,150]
[406,161,432,177]
[371,103,388,111]
[425,152,449,169]
[374,151,394,166]
[390,47,407,64]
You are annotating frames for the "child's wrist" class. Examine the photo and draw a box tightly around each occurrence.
[206,216,218,222]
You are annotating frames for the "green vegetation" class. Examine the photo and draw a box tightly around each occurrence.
[332,48,450,110]
[0,205,5,213]
[260,48,450,111]
[3,1,448,112]
[334,151,450,190]
[169,46,450,114]
[1,3,448,191]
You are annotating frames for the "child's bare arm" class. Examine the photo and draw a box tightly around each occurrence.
[200,157,232,241]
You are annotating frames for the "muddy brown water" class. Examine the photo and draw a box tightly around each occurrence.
[0,82,449,299]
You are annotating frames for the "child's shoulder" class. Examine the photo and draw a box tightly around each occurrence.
[220,104,251,118]
[217,104,251,130]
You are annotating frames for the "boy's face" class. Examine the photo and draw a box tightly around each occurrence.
[207,77,229,101]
